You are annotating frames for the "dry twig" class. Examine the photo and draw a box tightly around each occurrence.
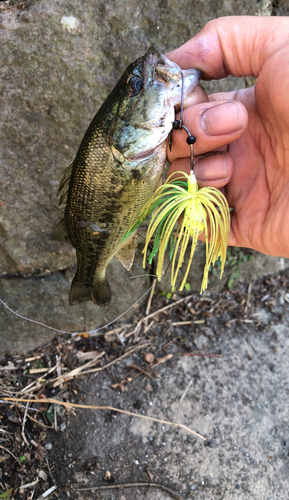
[145,278,157,317]
[126,294,194,338]
[3,397,205,440]
[90,325,132,338]
[0,444,21,465]
[143,319,155,334]
[35,485,57,499]
[77,481,183,500]
[21,404,29,446]
[26,414,51,429]
[20,364,57,394]
[72,343,151,376]
[151,353,173,368]
[179,380,193,402]
[181,353,222,357]
[130,363,154,380]
[50,351,105,387]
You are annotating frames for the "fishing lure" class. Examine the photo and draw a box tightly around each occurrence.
[127,74,230,293]
[138,168,230,293]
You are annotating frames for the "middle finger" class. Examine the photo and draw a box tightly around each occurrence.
[167,100,248,163]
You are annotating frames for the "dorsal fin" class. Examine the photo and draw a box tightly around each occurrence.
[58,162,73,209]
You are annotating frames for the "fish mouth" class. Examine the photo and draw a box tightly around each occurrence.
[145,44,179,71]
[155,64,201,84]
[145,43,202,86]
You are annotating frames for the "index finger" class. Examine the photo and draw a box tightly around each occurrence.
[167,16,289,80]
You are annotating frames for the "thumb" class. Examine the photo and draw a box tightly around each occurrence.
[167,16,289,79]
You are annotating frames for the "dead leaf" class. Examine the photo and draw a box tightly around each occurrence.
[104,332,117,342]
[75,471,84,483]
[145,468,154,481]
[111,383,126,392]
[38,470,47,481]
[7,415,21,424]
[76,351,101,361]
[36,443,45,462]
[156,354,173,364]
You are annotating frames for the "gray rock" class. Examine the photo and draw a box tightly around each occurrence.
[0,247,147,354]
[274,1,289,16]
[0,0,272,277]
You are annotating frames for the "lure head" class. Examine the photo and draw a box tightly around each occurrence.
[105,44,202,162]
[174,172,206,238]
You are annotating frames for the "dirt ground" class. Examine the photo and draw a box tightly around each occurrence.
[1,269,289,500]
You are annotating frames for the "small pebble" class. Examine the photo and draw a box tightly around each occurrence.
[60,15,80,32]
[144,352,154,363]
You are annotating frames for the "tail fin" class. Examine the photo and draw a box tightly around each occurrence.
[91,278,111,306]
[69,277,111,306]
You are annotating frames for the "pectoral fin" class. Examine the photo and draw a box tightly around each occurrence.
[115,231,138,271]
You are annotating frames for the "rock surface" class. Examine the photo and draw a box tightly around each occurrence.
[0,0,286,353]
[0,247,148,353]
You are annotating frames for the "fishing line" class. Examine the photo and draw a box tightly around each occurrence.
[172,71,196,171]
[87,284,154,336]
[0,298,74,335]
[0,283,154,338]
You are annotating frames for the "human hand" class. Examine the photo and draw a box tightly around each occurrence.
[167,16,289,258]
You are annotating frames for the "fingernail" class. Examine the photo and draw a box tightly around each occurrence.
[200,101,242,136]
[195,153,227,181]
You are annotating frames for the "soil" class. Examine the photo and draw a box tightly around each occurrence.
[1,269,289,500]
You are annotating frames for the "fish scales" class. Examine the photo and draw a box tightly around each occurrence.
[52,45,201,306]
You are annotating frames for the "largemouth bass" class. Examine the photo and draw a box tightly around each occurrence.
[52,45,201,306]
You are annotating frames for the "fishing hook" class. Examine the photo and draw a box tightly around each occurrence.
[172,71,196,174]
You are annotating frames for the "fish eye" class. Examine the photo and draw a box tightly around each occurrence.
[129,75,143,96]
